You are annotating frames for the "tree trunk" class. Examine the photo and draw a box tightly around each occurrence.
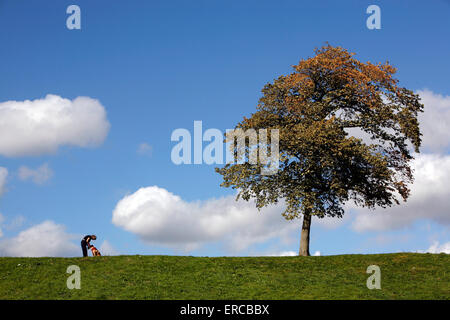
[299,213,311,256]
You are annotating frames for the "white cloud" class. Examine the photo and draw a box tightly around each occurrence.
[18,163,53,185]
[351,153,450,232]
[264,250,320,256]
[345,90,450,154]
[265,251,297,257]
[420,241,450,254]
[0,94,110,157]
[416,89,450,153]
[137,143,153,156]
[99,240,119,256]
[0,167,7,196]
[343,90,450,232]
[112,186,299,253]
[0,221,79,257]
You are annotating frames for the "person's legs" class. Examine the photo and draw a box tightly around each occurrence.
[81,240,88,257]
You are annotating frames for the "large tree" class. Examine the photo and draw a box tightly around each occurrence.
[216,45,423,256]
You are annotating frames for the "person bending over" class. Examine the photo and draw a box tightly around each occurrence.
[81,235,97,257]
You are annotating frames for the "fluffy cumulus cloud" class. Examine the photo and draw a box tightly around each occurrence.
[351,154,450,232]
[112,186,299,252]
[421,241,450,254]
[345,90,450,153]
[0,94,110,157]
[0,167,7,196]
[416,89,450,154]
[18,163,53,185]
[262,250,320,257]
[264,251,297,257]
[278,251,297,256]
[346,90,450,232]
[0,221,79,257]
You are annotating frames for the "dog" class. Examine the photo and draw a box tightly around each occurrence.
[89,245,101,257]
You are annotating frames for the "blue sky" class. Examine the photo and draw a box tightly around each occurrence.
[0,0,449,257]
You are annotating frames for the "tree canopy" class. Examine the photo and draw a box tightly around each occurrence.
[216,45,423,255]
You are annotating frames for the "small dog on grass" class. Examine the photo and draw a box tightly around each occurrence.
[89,245,101,257]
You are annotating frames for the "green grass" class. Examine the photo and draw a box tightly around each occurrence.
[0,253,448,299]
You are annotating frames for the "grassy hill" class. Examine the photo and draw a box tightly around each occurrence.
[0,253,448,299]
